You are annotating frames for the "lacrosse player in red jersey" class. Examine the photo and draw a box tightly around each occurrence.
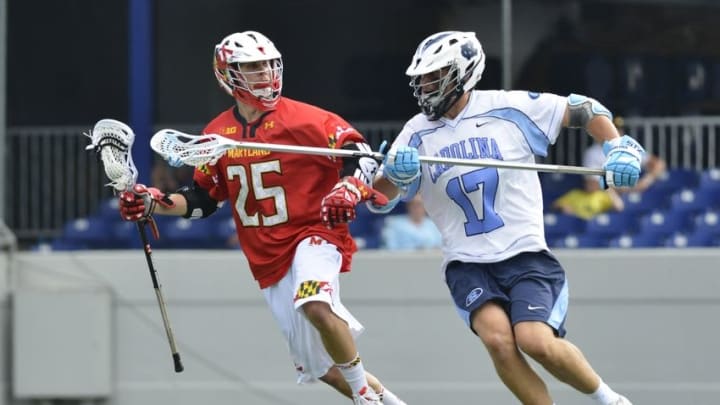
[118,31,406,405]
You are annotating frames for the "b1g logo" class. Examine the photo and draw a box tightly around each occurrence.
[221,126,238,135]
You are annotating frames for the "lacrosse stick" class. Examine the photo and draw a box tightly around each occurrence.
[150,128,606,176]
[85,119,184,373]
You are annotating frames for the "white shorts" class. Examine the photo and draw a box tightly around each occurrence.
[262,236,364,384]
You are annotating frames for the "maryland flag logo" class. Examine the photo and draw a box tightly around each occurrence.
[327,132,337,149]
[197,164,211,175]
[294,280,332,301]
[355,182,371,199]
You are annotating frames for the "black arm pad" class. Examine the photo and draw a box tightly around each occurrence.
[339,143,380,186]
[176,182,219,219]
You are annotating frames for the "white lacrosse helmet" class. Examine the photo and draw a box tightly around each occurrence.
[213,31,283,110]
[406,31,485,120]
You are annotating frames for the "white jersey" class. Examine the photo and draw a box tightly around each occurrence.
[385,90,567,269]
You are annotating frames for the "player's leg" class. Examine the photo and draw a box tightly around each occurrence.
[320,368,407,405]
[446,261,553,405]
[291,236,395,402]
[471,303,554,405]
[514,321,600,391]
[261,238,364,399]
[505,251,631,405]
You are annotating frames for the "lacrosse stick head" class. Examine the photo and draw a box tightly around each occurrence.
[85,119,138,192]
[151,129,230,167]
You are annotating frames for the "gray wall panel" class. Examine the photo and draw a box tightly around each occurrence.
[0,249,717,405]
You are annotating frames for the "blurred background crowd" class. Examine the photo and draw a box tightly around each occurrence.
[3,0,720,251]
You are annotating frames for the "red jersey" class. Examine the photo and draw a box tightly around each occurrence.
[194,97,365,288]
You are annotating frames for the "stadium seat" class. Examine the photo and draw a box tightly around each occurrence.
[550,234,606,248]
[350,204,385,249]
[697,168,720,200]
[61,216,120,249]
[112,216,177,249]
[609,233,662,248]
[639,210,690,238]
[543,213,586,239]
[621,189,670,215]
[540,173,584,206]
[686,231,719,247]
[691,211,720,241]
[215,216,240,249]
[38,239,87,251]
[651,169,699,194]
[585,211,639,239]
[162,218,215,249]
[97,197,121,220]
[213,202,233,218]
[392,200,408,215]
[664,232,714,248]
[111,221,141,249]
[670,188,714,216]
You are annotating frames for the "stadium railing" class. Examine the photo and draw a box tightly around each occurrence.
[6,116,720,244]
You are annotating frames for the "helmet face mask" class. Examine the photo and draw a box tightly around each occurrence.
[224,60,283,106]
[406,31,485,120]
[411,65,462,120]
[213,31,283,110]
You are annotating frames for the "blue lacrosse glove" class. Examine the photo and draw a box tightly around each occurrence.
[601,135,645,188]
[167,157,184,168]
[383,145,420,186]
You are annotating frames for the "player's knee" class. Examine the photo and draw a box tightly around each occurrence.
[515,327,554,362]
[478,329,517,361]
[301,301,335,331]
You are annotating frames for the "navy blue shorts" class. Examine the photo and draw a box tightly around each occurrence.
[445,251,568,337]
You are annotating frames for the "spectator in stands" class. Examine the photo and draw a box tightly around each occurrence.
[381,195,442,250]
[553,116,665,218]
[551,145,625,219]
[610,116,667,193]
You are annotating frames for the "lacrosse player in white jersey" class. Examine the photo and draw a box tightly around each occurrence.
[371,31,640,405]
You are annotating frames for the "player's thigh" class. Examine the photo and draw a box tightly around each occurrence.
[292,236,343,307]
[470,301,518,352]
[445,261,509,334]
[502,251,569,337]
[262,239,363,383]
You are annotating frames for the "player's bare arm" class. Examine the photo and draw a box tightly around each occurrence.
[373,176,402,200]
[562,94,621,143]
[320,141,388,228]
[119,182,219,221]
[561,93,645,188]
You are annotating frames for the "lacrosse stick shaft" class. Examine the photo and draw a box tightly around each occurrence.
[210,140,606,176]
[136,221,184,373]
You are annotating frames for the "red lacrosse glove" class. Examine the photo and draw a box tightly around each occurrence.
[118,184,175,238]
[320,177,389,228]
